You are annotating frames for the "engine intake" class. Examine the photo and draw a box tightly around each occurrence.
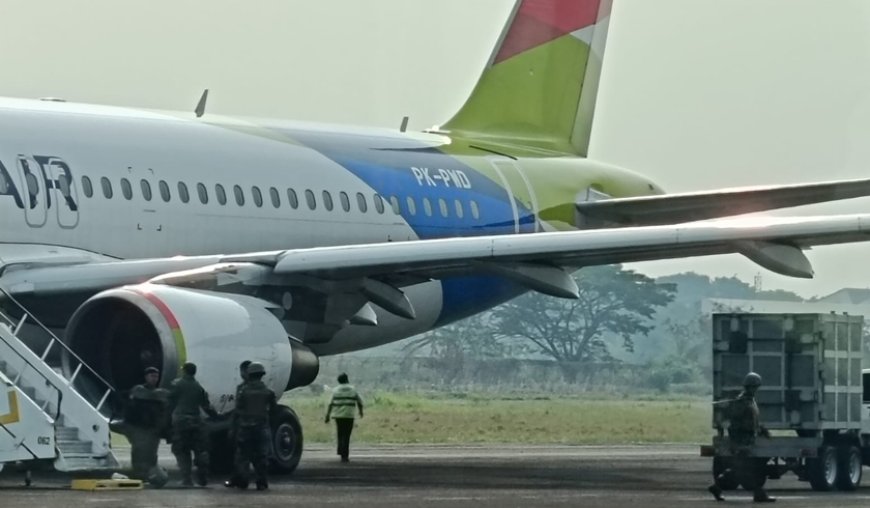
[63,284,319,414]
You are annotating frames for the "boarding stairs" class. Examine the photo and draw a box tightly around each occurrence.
[0,287,118,473]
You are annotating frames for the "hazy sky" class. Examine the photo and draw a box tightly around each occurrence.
[2,0,870,298]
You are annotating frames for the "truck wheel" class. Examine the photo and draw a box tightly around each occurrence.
[835,446,862,491]
[807,445,838,491]
[712,456,740,490]
[270,405,303,474]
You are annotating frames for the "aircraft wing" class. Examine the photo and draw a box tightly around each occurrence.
[575,177,870,227]
[3,214,870,311]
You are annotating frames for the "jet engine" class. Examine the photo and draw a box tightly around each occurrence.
[62,283,319,414]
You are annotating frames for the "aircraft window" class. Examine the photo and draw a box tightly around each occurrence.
[438,198,448,217]
[373,193,385,214]
[470,200,480,219]
[101,177,113,199]
[287,188,299,209]
[234,185,245,206]
[252,186,263,208]
[159,180,171,202]
[120,178,133,200]
[81,176,93,198]
[140,179,153,201]
[322,190,334,211]
[215,184,227,205]
[58,174,71,197]
[406,196,417,216]
[270,187,280,208]
[305,189,316,210]
[389,195,401,214]
[340,191,350,212]
[178,182,190,203]
[197,183,209,204]
[356,192,367,213]
[423,197,432,217]
[454,199,464,218]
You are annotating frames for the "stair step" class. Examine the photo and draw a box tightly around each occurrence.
[56,426,80,440]
[57,440,93,454]
[56,455,119,472]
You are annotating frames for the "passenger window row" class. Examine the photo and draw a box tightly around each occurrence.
[80,176,481,220]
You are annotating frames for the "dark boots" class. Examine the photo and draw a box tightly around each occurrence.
[708,484,724,501]
[753,489,776,503]
[708,483,776,503]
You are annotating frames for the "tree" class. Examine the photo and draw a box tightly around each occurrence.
[491,265,675,383]
[402,312,508,384]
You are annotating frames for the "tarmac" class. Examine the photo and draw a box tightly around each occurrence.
[2,444,870,507]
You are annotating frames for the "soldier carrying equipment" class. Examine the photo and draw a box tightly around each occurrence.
[231,361,277,491]
[708,372,775,503]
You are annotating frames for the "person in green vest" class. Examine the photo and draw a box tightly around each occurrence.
[324,373,364,463]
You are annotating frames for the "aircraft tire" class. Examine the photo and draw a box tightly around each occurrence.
[270,404,303,474]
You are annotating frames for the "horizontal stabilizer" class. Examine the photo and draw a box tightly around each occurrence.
[576,177,870,227]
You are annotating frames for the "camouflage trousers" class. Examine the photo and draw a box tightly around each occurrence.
[234,424,271,485]
[171,420,210,483]
[127,427,161,480]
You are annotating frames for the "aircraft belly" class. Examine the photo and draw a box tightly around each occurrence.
[311,280,443,356]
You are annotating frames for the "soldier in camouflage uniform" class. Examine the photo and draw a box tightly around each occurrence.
[231,362,277,491]
[125,366,169,483]
[168,362,219,487]
[224,360,252,489]
[708,372,775,503]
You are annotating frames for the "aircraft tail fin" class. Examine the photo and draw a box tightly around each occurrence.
[441,0,612,156]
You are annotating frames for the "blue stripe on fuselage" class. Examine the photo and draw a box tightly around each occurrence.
[273,128,534,239]
[268,127,535,325]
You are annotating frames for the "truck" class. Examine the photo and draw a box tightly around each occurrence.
[701,312,870,492]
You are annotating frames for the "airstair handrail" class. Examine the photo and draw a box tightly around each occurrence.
[0,286,117,404]
[0,320,64,421]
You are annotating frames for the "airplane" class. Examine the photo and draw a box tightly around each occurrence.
[3,0,870,473]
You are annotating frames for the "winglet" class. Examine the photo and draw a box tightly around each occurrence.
[194,89,209,118]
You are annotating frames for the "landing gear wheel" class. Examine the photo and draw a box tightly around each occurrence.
[835,445,862,491]
[209,428,235,474]
[712,456,740,491]
[270,405,303,474]
[807,445,838,491]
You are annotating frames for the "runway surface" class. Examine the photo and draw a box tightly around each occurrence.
[2,444,869,507]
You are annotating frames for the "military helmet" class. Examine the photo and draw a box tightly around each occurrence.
[144,366,160,376]
[247,362,266,375]
[743,372,762,388]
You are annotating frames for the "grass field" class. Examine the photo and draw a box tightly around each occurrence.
[288,392,712,445]
[112,393,713,446]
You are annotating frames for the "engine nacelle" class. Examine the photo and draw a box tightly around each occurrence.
[63,284,319,414]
